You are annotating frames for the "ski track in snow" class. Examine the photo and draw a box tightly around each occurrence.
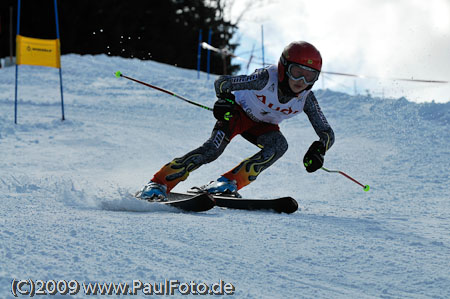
[1,54,449,298]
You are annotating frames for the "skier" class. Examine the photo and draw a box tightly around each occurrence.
[136,41,335,200]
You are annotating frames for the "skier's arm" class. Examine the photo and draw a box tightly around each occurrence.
[214,68,269,95]
[303,92,335,152]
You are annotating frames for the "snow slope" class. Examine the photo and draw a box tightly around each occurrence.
[1,54,449,298]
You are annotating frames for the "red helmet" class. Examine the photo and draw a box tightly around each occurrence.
[278,41,322,82]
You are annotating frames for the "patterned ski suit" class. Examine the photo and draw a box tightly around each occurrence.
[151,65,335,192]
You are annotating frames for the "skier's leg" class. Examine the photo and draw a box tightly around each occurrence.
[221,131,288,190]
[144,106,256,197]
[151,128,229,192]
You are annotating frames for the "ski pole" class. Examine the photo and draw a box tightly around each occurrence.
[321,167,370,191]
[115,71,213,111]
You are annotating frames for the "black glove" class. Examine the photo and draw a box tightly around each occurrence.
[213,93,236,121]
[303,141,325,173]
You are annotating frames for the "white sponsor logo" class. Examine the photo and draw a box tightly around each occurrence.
[213,130,226,148]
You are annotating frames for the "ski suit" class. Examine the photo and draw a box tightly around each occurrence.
[151,65,335,192]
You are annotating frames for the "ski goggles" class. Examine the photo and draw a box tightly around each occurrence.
[286,63,320,85]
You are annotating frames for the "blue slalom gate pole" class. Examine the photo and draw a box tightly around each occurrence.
[54,0,65,120]
[14,0,21,124]
[197,29,202,79]
[207,28,212,80]
[14,64,18,124]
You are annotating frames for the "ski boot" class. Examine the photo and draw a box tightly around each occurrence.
[193,176,241,198]
[136,181,168,201]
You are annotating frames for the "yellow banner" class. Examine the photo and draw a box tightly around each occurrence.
[16,35,61,68]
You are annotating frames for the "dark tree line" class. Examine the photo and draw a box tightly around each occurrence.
[0,0,240,74]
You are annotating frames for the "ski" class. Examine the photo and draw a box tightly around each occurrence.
[136,190,298,214]
[136,192,215,212]
[211,194,298,214]
[184,190,298,214]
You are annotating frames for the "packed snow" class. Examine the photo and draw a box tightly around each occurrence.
[1,54,449,298]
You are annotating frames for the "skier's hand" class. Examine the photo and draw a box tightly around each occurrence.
[213,93,236,121]
[303,141,325,173]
